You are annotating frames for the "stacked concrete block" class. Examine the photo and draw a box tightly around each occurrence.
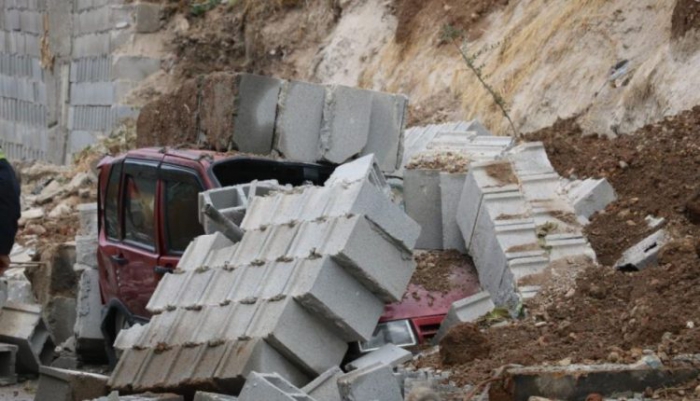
[566,178,617,219]
[337,363,403,401]
[0,343,18,385]
[73,269,105,361]
[301,367,343,401]
[274,80,326,162]
[110,162,418,395]
[361,92,408,172]
[0,302,55,373]
[320,86,372,164]
[35,366,109,401]
[239,372,316,401]
[198,180,283,234]
[434,291,495,342]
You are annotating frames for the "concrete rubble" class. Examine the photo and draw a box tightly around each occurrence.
[109,155,420,394]
[0,302,54,373]
[35,366,109,401]
[614,229,669,271]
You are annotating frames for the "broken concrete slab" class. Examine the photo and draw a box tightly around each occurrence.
[74,269,106,362]
[35,366,108,401]
[0,302,55,373]
[90,392,183,400]
[567,178,617,220]
[433,291,495,342]
[615,230,669,271]
[404,168,443,250]
[239,372,315,401]
[301,366,343,401]
[489,363,700,401]
[344,344,412,372]
[194,392,238,401]
[337,363,402,401]
[324,154,391,197]
[0,343,18,386]
[361,92,408,173]
[320,85,372,164]
[274,80,325,162]
[439,172,467,252]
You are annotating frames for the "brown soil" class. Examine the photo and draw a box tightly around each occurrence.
[136,78,199,148]
[672,0,700,39]
[405,152,471,173]
[394,0,509,44]
[485,162,518,185]
[439,323,491,365]
[412,250,477,293]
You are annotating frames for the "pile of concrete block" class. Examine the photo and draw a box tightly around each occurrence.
[109,155,420,395]
[136,72,408,174]
[72,203,107,362]
[0,302,54,373]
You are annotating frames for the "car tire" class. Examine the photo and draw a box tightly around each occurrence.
[102,304,135,368]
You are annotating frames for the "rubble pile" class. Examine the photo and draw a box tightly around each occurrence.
[108,156,420,397]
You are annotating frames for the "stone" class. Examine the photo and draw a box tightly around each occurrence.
[404,169,442,250]
[274,80,325,162]
[337,363,403,401]
[49,202,72,219]
[135,3,162,33]
[301,366,343,401]
[19,207,44,225]
[344,344,412,372]
[239,372,315,401]
[35,366,109,401]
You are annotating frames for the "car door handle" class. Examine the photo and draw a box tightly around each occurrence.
[154,266,174,275]
[110,255,128,266]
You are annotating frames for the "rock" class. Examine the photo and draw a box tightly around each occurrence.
[49,203,72,219]
[37,180,64,205]
[20,208,45,225]
[406,387,441,401]
[66,172,93,194]
[685,191,700,225]
[25,224,47,235]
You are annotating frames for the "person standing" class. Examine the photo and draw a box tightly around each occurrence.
[0,146,20,274]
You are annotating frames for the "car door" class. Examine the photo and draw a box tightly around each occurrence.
[157,163,206,271]
[112,159,161,318]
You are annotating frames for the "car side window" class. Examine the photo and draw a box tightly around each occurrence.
[163,172,205,254]
[104,162,123,240]
[123,172,157,248]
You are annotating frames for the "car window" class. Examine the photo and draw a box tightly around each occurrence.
[164,176,205,254]
[105,162,123,240]
[123,173,157,248]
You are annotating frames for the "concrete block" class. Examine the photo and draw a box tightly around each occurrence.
[77,202,98,235]
[615,230,669,271]
[177,232,234,270]
[337,363,402,401]
[239,372,315,401]
[72,33,110,58]
[325,154,391,197]
[75,234,98,267]
[320,86,372,164]
[46,296,77,345]
[0,343,18,385]
[232,73,283,154]
[70,82,115,106]
[301,366,343,401]
[135,3,162,33]
[74,7,109,35]
[274,80,324,162]
[568,178,617,219]
[113,323,146,352]
[440,172,467,252]
[345,344,412,372]
[544,234,596,262]
[509,255,549,280]
[404,169,442,249]
[92,393,184,401]
[0,302,54,373]
[35,366,108,401]
[74,269,105,361]
[111,55,161,82]
[434,291,495,342]
[361,92,408,173]
[5,277,36,303]
[519,285,541,300]
[508,142,554,176]
[194,392,238,401]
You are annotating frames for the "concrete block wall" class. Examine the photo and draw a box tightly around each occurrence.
[1,0,163,164]
[109,161,418,395]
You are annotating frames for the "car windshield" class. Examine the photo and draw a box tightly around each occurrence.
[211,157,335,188]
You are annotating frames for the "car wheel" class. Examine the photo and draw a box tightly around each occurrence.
[105,307,134,368]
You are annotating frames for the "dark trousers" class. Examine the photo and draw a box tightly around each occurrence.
[0,159,20,256]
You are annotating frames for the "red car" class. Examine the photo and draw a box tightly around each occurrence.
[96,148,477,362]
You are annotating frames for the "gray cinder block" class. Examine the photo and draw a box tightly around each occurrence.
[320,86,372,164]
[338,363,403,401]
[135,3,163,33]
[0,343,18,385]
[615,230,669,271]
[75,234,98,268]
[301,366,343,401]
[176,232,234,271]
[344,344,412,372]
[324,154,391,197]
[232,74,283,155]
[74,269,106,361]
[433,291,495,342]
[111,56,161,82]
[568,178,617,219]
[439,172,467,252]
[239,372,315,401]
[77,203,98,236]
[35,366,108,401]
[404,168,443,250]
[361,92,408,173]
[274,80,325,162]
[0,302,55,373]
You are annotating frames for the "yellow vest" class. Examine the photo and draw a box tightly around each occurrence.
[0,148,5,161]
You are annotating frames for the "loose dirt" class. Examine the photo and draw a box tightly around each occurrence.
[439,323,491,365]
[412,250,477,293]
[672,0,700,39]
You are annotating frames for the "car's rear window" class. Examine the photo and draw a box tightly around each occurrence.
[211,158,335,188]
